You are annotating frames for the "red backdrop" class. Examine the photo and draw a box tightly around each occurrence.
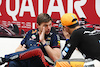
[0,0,100,32]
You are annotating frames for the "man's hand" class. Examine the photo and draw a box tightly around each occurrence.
[39,27,46,45]
[62,27,70,39]
[21,45,27,51]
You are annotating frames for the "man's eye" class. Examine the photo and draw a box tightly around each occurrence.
[49,24,52,26]
[44,25,47,27]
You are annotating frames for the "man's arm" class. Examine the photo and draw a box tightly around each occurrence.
[15,30,33,52]
[44,45,60,62]
[39,27,61,62]
[62,27,81,59]
[40,39,61,62]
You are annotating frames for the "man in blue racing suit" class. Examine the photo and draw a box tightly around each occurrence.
[0,13,61,67]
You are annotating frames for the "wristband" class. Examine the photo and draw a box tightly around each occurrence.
[66,39,69,41]
[43,43,47,46]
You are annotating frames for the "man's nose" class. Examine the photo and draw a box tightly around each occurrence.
[47,26,51,29]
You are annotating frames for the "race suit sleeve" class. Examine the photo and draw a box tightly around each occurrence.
[50,34,60,48]
[62,30,81,59]
[21,30,32,46]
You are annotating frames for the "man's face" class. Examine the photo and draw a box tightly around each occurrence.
[63,26,70,34]
[37,20,52,35]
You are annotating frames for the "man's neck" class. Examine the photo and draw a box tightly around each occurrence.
[70,26,80,34]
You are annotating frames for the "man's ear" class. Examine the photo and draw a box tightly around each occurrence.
[36,23,39,28]
[64,26,70,32]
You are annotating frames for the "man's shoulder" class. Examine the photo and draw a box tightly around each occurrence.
[50,32,57,37]
[74,27,84,33]
[31,29,38,34]
[27,29,38,34]
[50,32,60,40]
